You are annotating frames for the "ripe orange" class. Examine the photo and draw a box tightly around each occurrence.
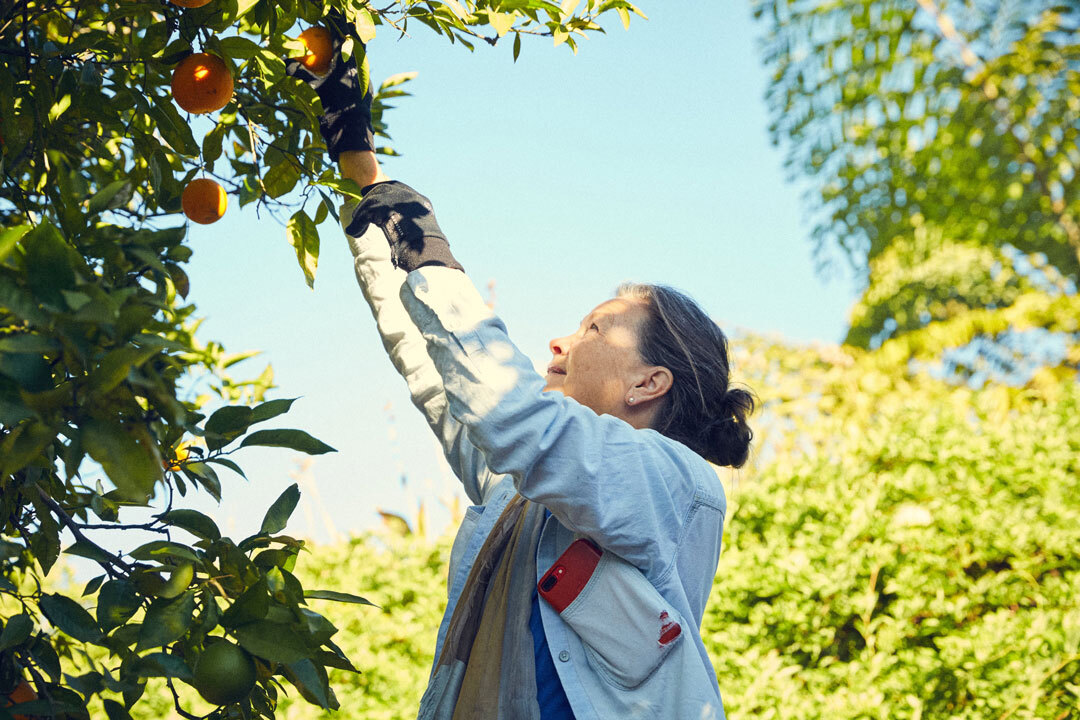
[296,27,334,76]
[2,679,37,720]
[169,0,213,7]
[171,53,233,114]
[182,178,227,224]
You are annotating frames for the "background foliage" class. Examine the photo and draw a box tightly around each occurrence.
[100,331,1078,720]
[753,0,1080,369]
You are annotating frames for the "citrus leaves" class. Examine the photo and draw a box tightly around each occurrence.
[287,210,320,289]
[260,484,301,535]
[0,1,640,719]
[39,594,102,643]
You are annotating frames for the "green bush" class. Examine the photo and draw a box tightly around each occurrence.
[120,349,1078,720]
[709,379,1080,719]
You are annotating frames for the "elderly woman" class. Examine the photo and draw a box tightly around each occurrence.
[290,34,753,720]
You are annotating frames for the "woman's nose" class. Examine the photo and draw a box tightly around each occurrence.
[549,335,570,356]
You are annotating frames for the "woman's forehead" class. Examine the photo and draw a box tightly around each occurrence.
[586,297,647,324]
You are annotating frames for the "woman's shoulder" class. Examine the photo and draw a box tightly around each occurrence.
[630,425,728,513]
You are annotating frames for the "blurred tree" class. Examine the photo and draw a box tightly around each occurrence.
[752,0,1080,374]
[0,1,645,718]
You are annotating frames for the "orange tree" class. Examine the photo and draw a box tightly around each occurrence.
[0,1,644,719]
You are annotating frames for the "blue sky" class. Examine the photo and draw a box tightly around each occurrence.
[171,1,859,544]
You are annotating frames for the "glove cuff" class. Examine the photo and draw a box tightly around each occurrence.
[347,181,465,273]
[319,106,376,161]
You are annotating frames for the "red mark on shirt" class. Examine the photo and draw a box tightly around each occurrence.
[658,610,681,645]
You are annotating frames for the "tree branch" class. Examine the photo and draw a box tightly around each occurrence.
[33,484,134,576]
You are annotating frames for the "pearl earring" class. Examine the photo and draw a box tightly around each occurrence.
[628,396,635,404]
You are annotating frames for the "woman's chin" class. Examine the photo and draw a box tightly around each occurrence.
[543,376,567,394]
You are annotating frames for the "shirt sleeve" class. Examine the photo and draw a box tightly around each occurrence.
[400,266,714,579]
[341,202,496,505]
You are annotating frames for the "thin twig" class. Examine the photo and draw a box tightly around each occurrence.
[33,484,134,576]
[165,678,205,720]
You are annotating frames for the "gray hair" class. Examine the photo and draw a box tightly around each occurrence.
[617,283,755,467]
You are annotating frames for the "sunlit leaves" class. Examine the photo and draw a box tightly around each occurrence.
[754,0,1080,356]
[286,209,320,288]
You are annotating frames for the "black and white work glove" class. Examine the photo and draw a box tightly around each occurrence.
[346,181,465,273]
[285,14,375,162]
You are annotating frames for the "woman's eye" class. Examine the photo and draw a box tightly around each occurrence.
[588,323,600,333]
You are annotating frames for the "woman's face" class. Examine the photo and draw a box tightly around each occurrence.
[544,297,653,417]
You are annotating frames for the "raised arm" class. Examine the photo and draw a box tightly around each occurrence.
[398,267,721,579]
[286,29,495,503]
[344,180,722,579]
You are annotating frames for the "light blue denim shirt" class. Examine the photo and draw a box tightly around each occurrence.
[344,207,727,720]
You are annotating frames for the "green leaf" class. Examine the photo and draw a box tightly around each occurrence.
[23,221,75,308]
[221,577,269,628]
[88,344,162,398]
[241,429,336,455]
[0,613,33,651]
[183,462,221,501]
[202,123,227,164]
[298,608,337,645]
[88,179,133,213]
[355,10,377,43]
[132,651,193,680]
[97,579,141,632]
[251,397,297,423]
[303,590,377,607]
[129,541,199,563]
[219,35,262,60]
[82,574,106,597]
[283,658,334,709]
[260,483,301,534]
[136,591,196,650]
[0,224,31,263]
[286,209,320,288]
[234,621,310,664]
[205,456,247,479]
[102,699,134,720]
[148,96,200,155]
[254,49,287,84]
[0,334,58,354]
[204,404,254,451]
[81,418,162,502]
[490,11,514,36]
[40,593,102,642]
[159,509,221,541]
[64,539,116,565]
[235,0,261,20]
[263,160,302,199]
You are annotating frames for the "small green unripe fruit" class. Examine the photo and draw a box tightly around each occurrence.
[192,640,256,705]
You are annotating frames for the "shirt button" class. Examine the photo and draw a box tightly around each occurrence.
[558,650,570,662]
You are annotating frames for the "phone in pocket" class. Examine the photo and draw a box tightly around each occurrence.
[537,538,603,613]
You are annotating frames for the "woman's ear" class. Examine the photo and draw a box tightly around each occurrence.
[633,366,673,403]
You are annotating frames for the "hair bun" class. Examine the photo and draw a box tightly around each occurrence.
[707,387,755,468]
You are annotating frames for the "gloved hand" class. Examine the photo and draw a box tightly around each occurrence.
[345,181,465,273]
[285,13,375,162]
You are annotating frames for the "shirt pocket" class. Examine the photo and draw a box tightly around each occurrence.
[558,550,685,689]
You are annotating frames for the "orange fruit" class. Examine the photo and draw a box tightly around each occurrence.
[182,178,227,224]
[171,53,233,114]
[192,641,256,705]
[296,27,334,76]
[2,679,37,720]
[169,0,213,7]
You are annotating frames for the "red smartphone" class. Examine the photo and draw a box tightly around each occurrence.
[537,538,603,613]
